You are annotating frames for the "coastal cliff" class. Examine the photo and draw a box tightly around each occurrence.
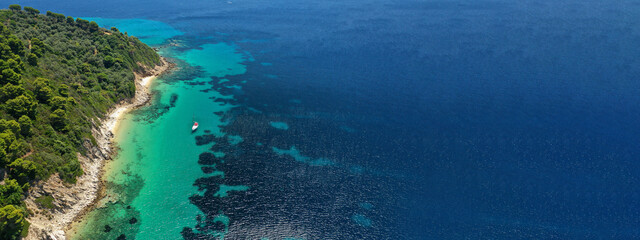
[0,5,168,239]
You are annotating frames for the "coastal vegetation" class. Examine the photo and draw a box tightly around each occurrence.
[0,5,161,238]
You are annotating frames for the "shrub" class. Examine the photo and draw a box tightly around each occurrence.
[35,195,55,209]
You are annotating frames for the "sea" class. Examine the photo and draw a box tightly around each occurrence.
[12,0,640,239]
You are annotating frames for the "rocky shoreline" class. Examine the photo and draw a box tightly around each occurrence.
[24,57,174,240]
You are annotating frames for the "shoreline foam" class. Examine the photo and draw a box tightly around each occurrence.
[23,57,174,240]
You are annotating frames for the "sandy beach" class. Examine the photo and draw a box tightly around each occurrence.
[23,57,173,240]
[104,74,157,134]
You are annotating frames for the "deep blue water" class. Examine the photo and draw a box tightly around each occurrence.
[15,0,640,238]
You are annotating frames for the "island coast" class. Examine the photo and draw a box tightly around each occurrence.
[24,57,174,240]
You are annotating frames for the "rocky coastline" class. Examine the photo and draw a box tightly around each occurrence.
[23,57,173,240]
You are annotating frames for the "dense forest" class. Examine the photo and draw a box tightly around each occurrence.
[0,4,161,238]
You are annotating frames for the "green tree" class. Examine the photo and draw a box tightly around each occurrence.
[34,78,53,102]
[8,140,28,164]
[58,159,82,183]
[27,53,37,65]
[31,45,43,58]
[78,63,91,73]
[23,6,40,14]
[0,179,24,206]
[49,96,68,110]
[0,45,12,61]
[0,131,14,166]
[0,205,27,240]
[8,4,21,11]
[58,84,69,97]
[0,23,9,35]
[67,97,77,106]
[5,95,37,119]
[0,131,16,150]
[96,73,108,82]
[0,138,8,166]
[7,36,24,56]
[4,58,23,73]
[49,109,67,131]
[45,11,64,21]
[36,86,53,103]
[18,116,31,137]
[0,69,21,85]
[30,38,45,57]
[7,158,37,183]
[88,21,99,32]
[104,56,115,68]
[75,18,89,29]
[1,120,21,136]
[1,84,25,102]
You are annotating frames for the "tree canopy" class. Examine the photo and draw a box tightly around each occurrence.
[0,5,162,238]
[23,7,39,15]
[0,205,27,239]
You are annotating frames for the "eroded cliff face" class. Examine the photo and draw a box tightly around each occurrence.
[25,126,112,240]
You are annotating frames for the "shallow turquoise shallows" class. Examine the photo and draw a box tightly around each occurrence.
[70,18,248,239]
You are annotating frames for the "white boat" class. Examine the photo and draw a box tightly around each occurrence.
[192,122,199,132]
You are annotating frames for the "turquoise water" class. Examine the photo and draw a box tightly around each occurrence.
[269,121,289,130]
[70,19,248,239]
[21,0,637,238]
[272,146,334,166]
[351,214,372,227]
